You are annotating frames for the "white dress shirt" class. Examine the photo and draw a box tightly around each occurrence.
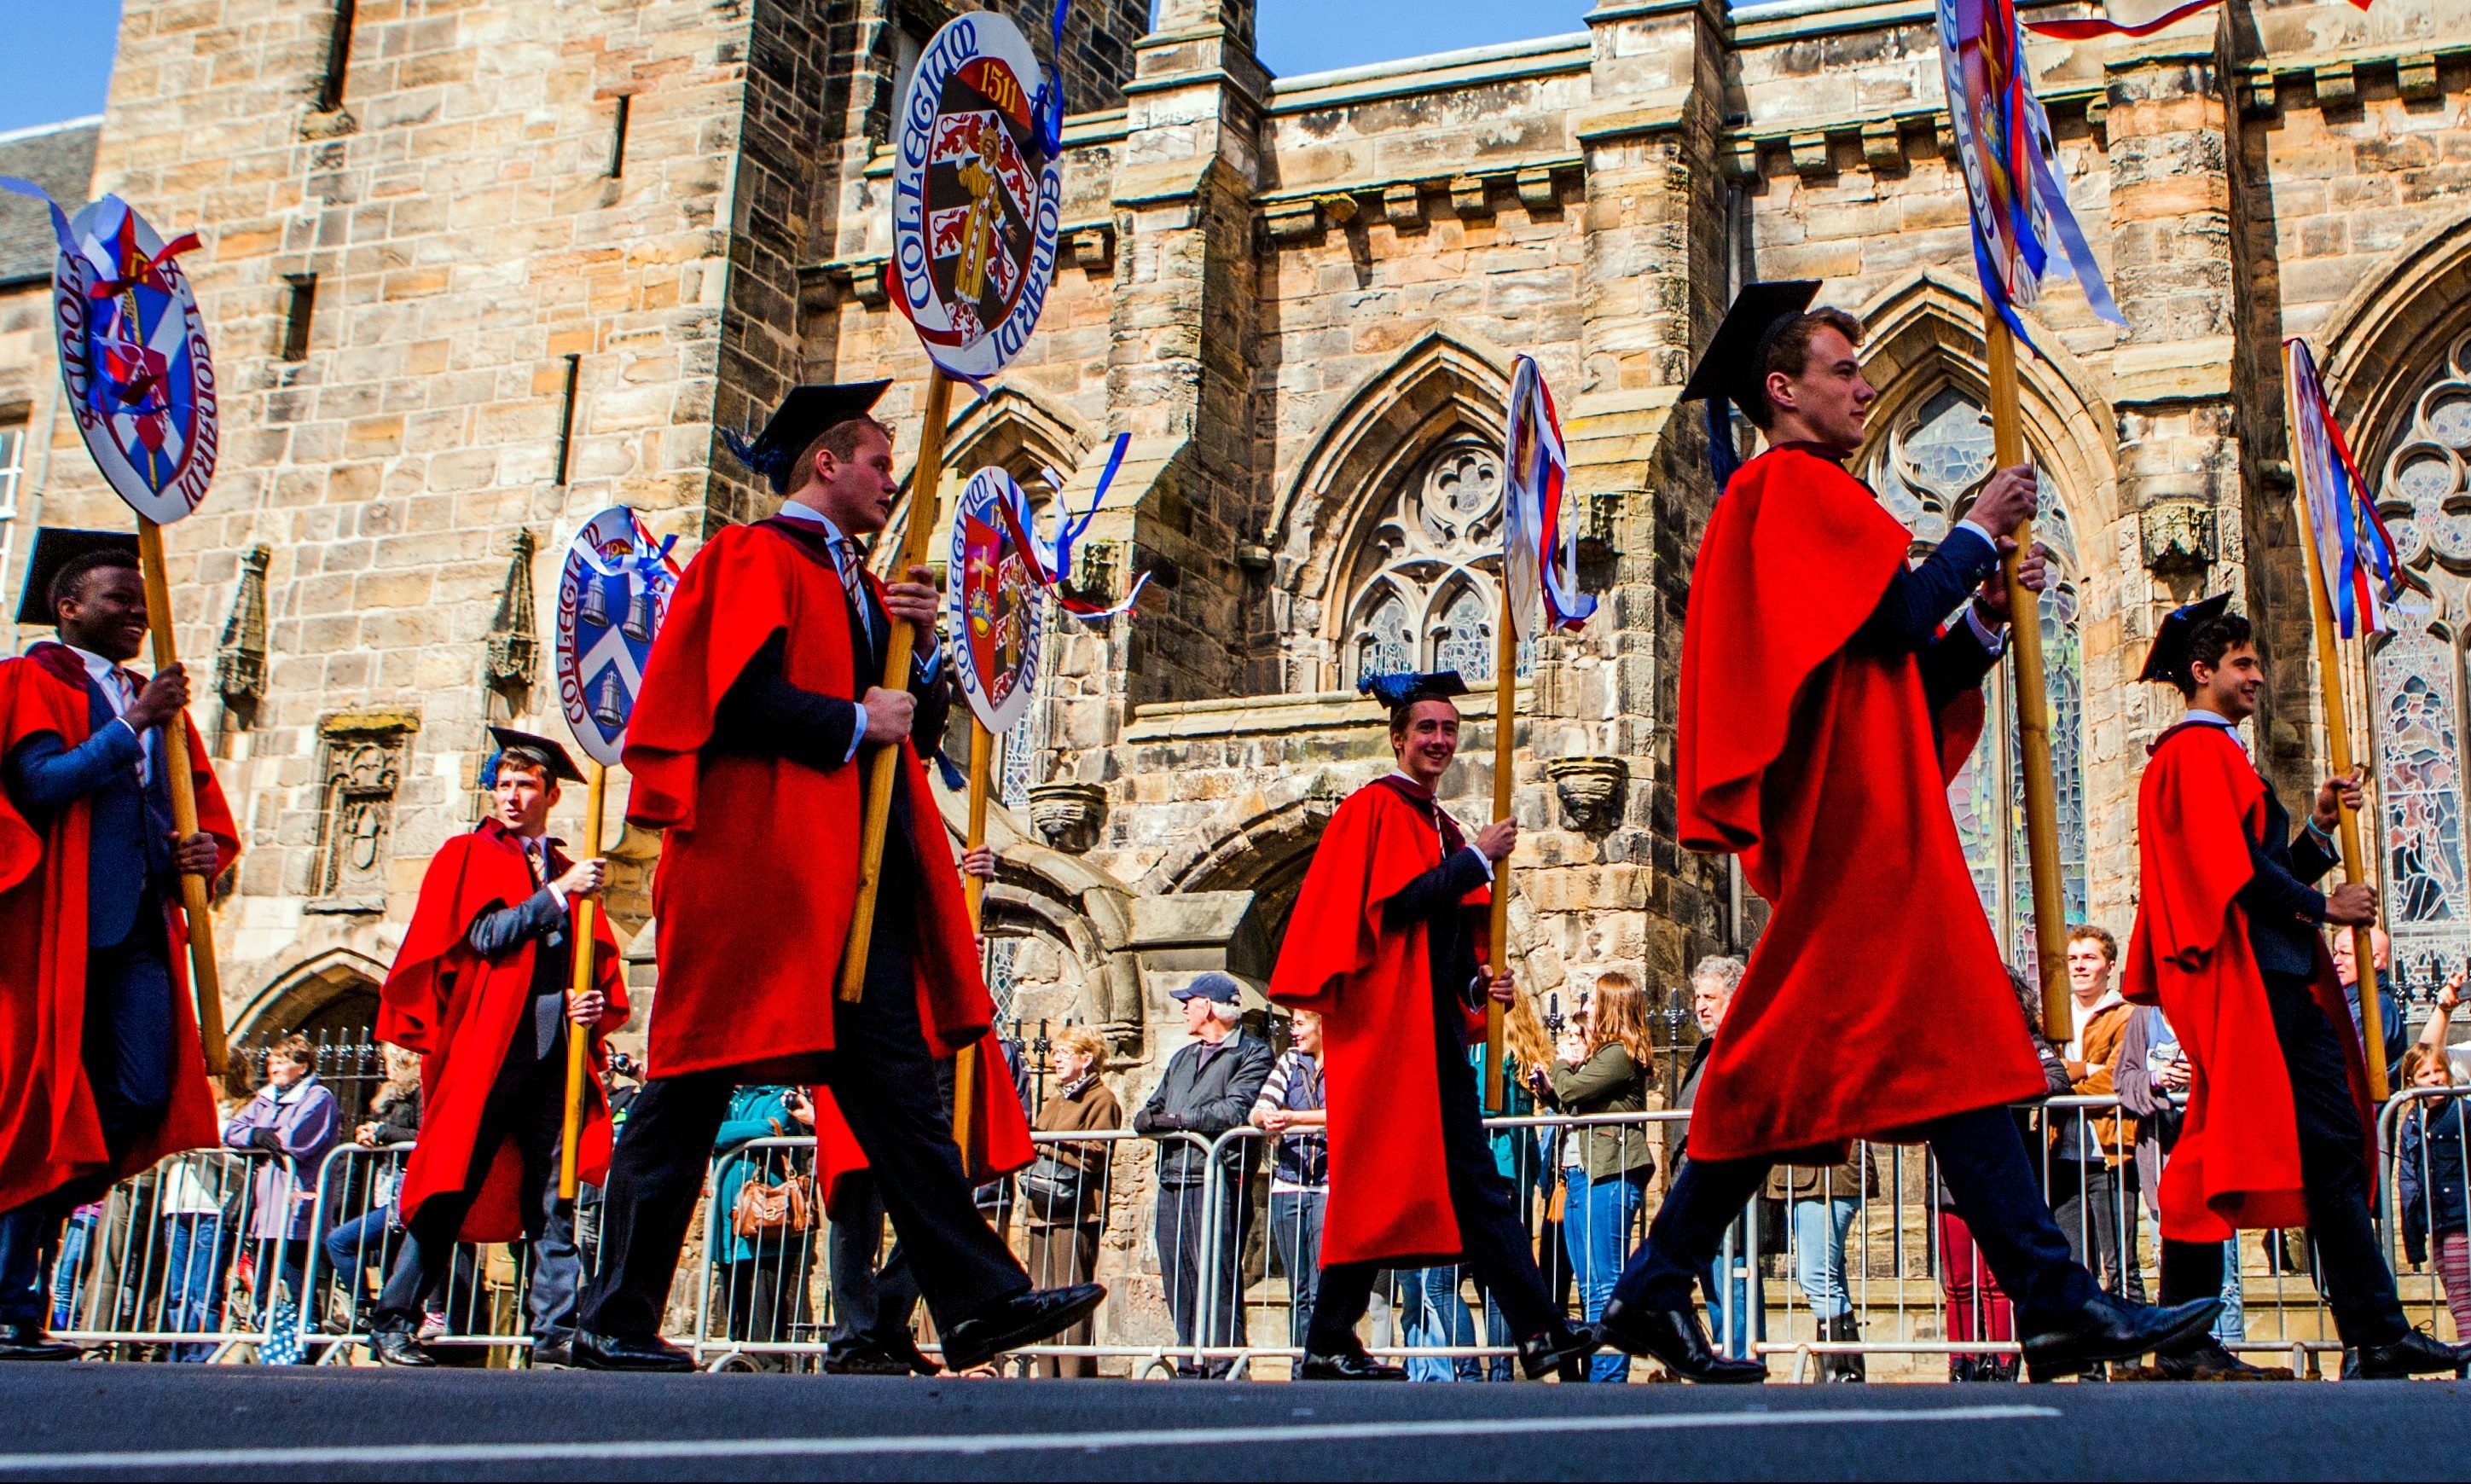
[774,501,942,762]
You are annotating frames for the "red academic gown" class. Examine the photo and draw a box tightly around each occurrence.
[2122,722,2375,1242]
[1676,447,2045,1163]
[0,643,237,1215]
[810,1027,1036,1209]
[1267,779,1488,1267]
[376,820,629,1242]
[622,521,993,1079]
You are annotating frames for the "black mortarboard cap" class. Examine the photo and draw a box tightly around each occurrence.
[1681,281,1822,486]
[484,725,587,784]
[1681,281,1824,412]
[15,527,140,626]
[723,380,894,496]
[1359,669,1470,721]
[2137,592,2236,688]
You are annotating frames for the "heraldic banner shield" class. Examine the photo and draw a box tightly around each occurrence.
[556,507,682,768]
[1500,354,1592,642]
[948,467,1047,736]
[890,12,1066,384]
[44,195,219,525]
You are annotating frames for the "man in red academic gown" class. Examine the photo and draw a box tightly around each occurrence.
[569,381,1097,1371]
[0,530,237,1360]
[1591,284,2218,1383]
[368,728,628,1368]
[1268,671,1592,1381]
[2126,597,2469,1379]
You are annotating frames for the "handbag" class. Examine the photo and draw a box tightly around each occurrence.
[1017,1151,1088,1221]
[730,1171,815,1239]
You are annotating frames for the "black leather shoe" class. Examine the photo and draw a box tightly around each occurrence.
[0,1323,77,1362]
[1296,1345,1407,1381]
[2152,1336,2267,1380]
[939,1284,1105,1373]
[1593,1301,1766,1384]
[529,1337,574,1370]
[1518,1325,1598,1382]
[824,1338,937,1377]
[2343,1329,2471,1380]
[2019,1294,2219,1381]
[369,1327,437,1368]
[571,1329,696,1372]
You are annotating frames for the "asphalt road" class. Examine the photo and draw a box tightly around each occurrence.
[1,1365,2466,1481]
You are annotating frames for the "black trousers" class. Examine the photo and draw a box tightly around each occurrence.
[577,882,1028,1342]
[1305,990,1557,1356]
[1158,1174,1247,1376]
[2048,1156,2144,1301]
[825,1169,925,1349]
[2159,970,2406,1348]
[1612,1104,2101,1329]
[374,1049,582,1340]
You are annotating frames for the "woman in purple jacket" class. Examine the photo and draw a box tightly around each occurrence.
[221,1035,340,1341]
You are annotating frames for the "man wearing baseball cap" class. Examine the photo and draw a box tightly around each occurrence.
[1133,971,1272,1377]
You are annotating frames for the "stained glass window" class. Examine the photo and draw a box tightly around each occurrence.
[1340,440,1526,687]
[1860,388,2086,963]
[2369,328,2471,985]
[1433,582,1494,681]
[2374,627,2468,932]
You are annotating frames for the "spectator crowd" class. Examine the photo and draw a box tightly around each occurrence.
[28,930,2468,1380]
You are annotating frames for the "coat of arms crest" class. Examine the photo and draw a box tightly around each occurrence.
[890,14,1065,382]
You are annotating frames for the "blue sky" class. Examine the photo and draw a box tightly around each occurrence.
[0,1,1589,136]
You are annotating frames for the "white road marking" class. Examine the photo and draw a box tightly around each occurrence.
[0,1405,2060,1473]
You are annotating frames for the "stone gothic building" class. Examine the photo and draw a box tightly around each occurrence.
[3,0,2470,1084]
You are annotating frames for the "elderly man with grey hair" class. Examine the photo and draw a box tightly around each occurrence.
[1134,972,1273,1377]
[1671,955,1757,1358]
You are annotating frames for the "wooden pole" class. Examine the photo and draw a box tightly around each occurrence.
[839,370,955,1004]
[1981,310,2072,1041]
[955,716,993,1154]
[135,518,227,1076]
[560,761,609,1201]
[1484,588,1516,1112]
[2294,498,2392,1103]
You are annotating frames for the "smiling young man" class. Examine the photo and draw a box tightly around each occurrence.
[1267,670,1592,1382]
[570,381,1097,1372]
[2126,597,2469,1379]
[369,728,628,1368]
[0,530,237,1360]
[1589,283,2219,1383]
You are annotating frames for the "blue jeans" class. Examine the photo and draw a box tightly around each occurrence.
[1704,1225,1766,1359]
[1267,1191,1325,1349]
[164,1213,229,1361]
[321,1206,398,1311]
[48,1208,97,1329]
[1400,1267,1480,1382]
[1791,1197,1859,1320]
[2215,1237,2245,1342]
[1561,1168,1645,1381]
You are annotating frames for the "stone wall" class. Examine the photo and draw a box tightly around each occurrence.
[0,0,2468,1177]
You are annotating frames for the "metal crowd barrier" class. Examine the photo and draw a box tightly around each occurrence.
[49,1146,326,1362]
[2377,1084,2471,1348]
[43,1090,2456,1377]
[293,1142,589,1365]
[688,1127,1193,1377]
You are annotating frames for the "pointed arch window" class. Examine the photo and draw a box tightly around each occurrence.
[1861,386,2087,958]
[1336,438,1529,687]
[2367,328,2471,983]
